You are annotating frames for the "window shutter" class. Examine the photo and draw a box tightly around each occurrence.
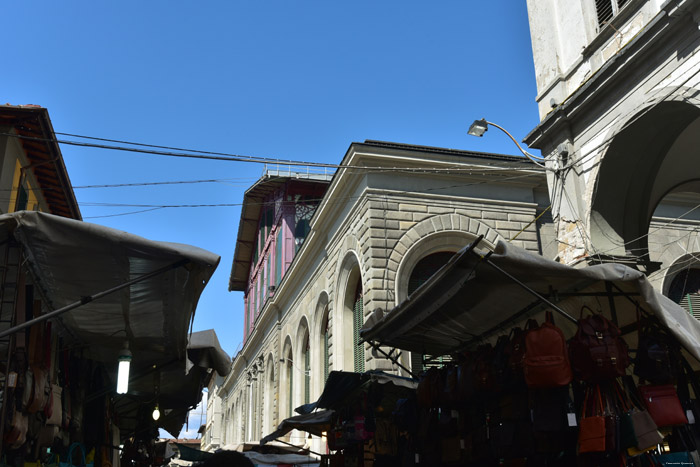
[680,293,700,320]
[304,345,310,404]
[410,352,424,375]
[275,228,283,285]
[595,0,614,26]
[353,297,365,373]
[288,361,293,418]
[323,324,330,383]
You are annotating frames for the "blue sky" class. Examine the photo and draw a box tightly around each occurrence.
[3,2,539,360]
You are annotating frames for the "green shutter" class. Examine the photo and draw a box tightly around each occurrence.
[276,228,283,285]
[304,346,310,404]
[288,361,293,418]
[353,297,365,373]
[323,323,330,382]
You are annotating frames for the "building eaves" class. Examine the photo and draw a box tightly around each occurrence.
[0,104,81,220]
[228,171,333,292]
[360,140,538,165]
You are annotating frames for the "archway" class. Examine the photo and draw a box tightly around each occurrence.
[590,100,700,261]
[263,353,275,436]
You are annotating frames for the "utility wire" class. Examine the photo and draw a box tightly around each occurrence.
[2,132,541,174]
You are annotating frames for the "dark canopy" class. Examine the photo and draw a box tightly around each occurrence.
[361,240,700,361]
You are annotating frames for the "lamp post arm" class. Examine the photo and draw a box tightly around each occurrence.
[484,120,549,168]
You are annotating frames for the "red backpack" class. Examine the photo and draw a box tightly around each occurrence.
[523,311,573,388]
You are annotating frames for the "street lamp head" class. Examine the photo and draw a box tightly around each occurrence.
[468,119,489,137]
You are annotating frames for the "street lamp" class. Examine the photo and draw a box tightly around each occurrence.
[468,119,549,169]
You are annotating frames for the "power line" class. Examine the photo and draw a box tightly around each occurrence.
[2,131,541,174]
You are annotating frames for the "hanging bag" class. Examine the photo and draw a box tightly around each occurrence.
[620,376,664,455]
[633,310,674,384]
[568,306,629,381]
[639,384,688,428]
[578,385,607,453]
[523,311,573,388]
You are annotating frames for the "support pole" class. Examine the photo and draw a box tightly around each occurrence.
[369,341,417,378]
[481,256,578,325]
[0,259,189,340]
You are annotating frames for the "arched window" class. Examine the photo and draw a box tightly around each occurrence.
[286,349,294,418]
[669,268,700,319]
[353,280,364,373]
[407,251,455,374]
[408,251,455,295]
[302,333,310,404]
[322,310,330,383]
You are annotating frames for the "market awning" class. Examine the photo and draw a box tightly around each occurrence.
[260,409,334,445]
[0,211,222,438]
[296,370,418,415]
[361,240,700,362]
[117,329,230,437]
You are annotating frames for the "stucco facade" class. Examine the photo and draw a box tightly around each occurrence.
[524,0,700,297]
[205,141,552,450]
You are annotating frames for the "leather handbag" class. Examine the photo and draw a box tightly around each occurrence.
[634,316,674,384]
[629,409,664,453]
[523,311,573,388]
[578,385,607,453]
[639,384,688,427]
[47,384,63,425]
[568,307,629,381]
[618,376,664,454]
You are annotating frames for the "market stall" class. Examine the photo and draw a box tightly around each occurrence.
[261,370,418,466]
[361,238,700,466]
[0,211,223,467]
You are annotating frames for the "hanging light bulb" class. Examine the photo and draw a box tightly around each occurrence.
[116,343,132,394]
[152,403,161,421]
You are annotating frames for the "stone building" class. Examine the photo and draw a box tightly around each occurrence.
[524,0,700,308]
[202,140,552,450]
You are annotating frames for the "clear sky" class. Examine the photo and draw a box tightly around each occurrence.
[2,1,539,360]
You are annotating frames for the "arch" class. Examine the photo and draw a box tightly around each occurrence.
[294,317,311,408]
[335,251,364,371]
[312,292,331,397]
[263,353,275,437]
[281,336,294,419]
[589,91,700,259]
[394,227,492,304]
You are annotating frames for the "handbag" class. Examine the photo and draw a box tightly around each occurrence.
[578,385,607,453]
[59,442,94,467]
[523,311,573,388]
[619,376,664,455]
[634,314,674,384]
[639,384,688,427]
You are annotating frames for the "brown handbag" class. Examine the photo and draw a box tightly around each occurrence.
[578,385,607,453]
[523,311,573,388]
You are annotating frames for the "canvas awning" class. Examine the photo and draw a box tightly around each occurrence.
[0,211,222,438]
[295,370,418,415]
[361,239,700,362]
[260,409,334,445]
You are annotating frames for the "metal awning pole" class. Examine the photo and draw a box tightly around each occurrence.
[0,259,189,339]
[368,341,417,378]
[480,256,578,325]
[266,438,323,457]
